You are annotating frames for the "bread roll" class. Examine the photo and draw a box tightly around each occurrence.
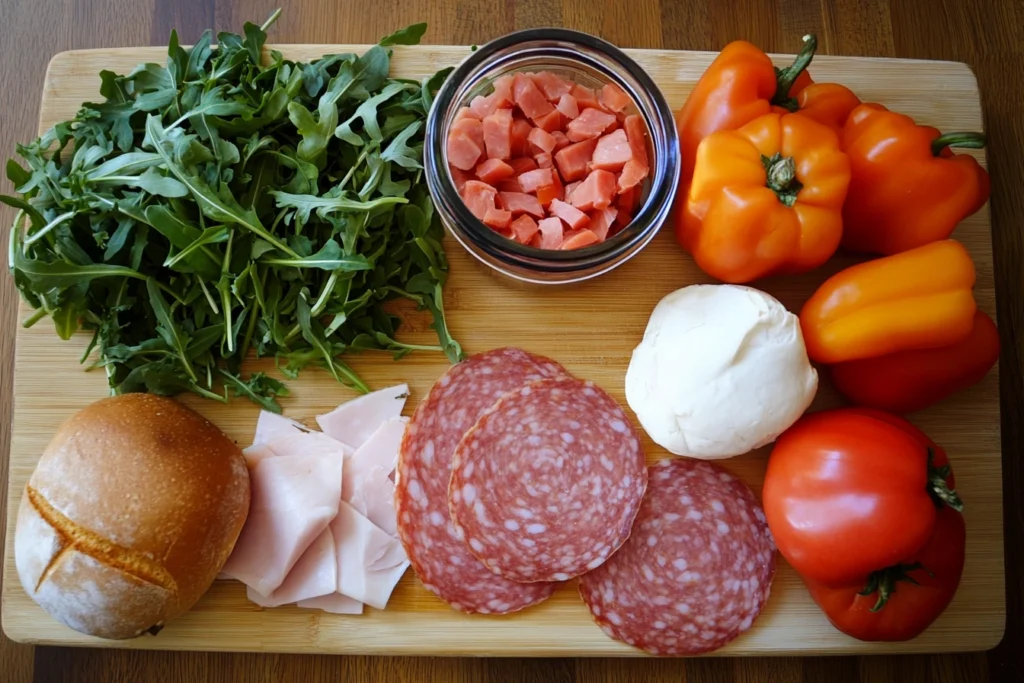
[14,393,250,639]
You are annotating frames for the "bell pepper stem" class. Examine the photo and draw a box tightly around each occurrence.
[762,153,803,207]
[772,34,818,108]
[931,132,987,156]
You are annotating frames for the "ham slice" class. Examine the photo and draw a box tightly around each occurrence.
[245,528,337,607]
[331,503,409,610]
[221,447,344,597]
[297,593,364,614]
[253,411,310,446]
[267,430,354,460]
[316,384,409,449]
[349,466,397,535]
[241,443,276,468]
[342,417,406,498]
[342,417,405,535]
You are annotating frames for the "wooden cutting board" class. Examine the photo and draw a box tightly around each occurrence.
[2,44,1005,656]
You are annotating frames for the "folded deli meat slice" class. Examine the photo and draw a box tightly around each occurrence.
[297,593,364,614]
[241,443,275,468]
[253,410,311,446]
[349,466,398,536]
[342,417,406,534]
[221,447,344,597]
[316,384,409,449]
[268,430,354,461]
[245,528,337,607]
[332,503,409,610]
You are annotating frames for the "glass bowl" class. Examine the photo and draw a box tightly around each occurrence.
[424,28,680,285]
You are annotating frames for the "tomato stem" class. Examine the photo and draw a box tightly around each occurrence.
[931,132,987,157]
[859,562,925,612]
[771,34,817,110]
[927,448,964,512]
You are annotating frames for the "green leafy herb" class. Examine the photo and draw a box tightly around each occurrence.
[3,11,462,412]
[380,23,428,47]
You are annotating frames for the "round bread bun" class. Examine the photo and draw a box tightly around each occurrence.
[14,393,250,639]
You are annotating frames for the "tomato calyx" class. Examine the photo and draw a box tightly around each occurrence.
[926,448,963,512]
[858,561,931,612]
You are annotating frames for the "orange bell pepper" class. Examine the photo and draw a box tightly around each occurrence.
[841,104,991,255]
[675,35,860,183]
[830,309,999,414]
[794,82,863,132]
[800,240,977,364]
[678,112,850,283]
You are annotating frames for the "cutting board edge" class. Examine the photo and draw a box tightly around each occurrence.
[0,621,1008,657]
[40,43,979,77]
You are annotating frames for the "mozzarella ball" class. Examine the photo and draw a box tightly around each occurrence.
[625,285,817,459]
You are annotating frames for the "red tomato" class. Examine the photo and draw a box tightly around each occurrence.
[804,504,965,641]
[762,408,962,586]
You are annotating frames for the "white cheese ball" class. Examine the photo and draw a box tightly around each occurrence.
[625,284,817,459]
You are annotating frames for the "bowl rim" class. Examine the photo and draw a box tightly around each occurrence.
[424,27,681,275]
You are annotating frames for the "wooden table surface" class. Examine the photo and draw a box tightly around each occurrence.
[0,0,1021,681]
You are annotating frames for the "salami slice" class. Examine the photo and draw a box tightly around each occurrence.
[449,378,647,583]
[579,458,776,655]
[395,348,568,613]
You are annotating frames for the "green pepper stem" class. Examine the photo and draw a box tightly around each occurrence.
[762,153,803,207]
[931,132,987,156]
[772,34,818,107]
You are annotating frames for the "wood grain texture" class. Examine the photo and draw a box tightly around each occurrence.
[0,43,1003,658]
[0,0,1019,681]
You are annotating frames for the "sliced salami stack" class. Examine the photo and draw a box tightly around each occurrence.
[395,348,648,614]
[395,348,568,614]
[449,378,647,583]
[578,458,776,655]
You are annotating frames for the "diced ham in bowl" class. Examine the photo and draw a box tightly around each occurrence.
[446,70,650,251]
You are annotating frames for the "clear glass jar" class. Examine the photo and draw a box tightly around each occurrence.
[424,28,680,285]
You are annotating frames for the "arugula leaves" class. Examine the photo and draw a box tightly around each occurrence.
[3,11,462,413]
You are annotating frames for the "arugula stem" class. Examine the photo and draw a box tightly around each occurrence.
[338,147,372,191]
[221,230,235,353]
[80,328,100,363]
[191,382,229,402]
[384,285,424,305]
[198,277,220,314]
[388,341,443,352]
[24,211,75,248]
[241,300,258,360]
[270,207,288,233]
[333,358,371,394]
[154,281,188,305]
[21,307,48,328]
[324,312,347,337]
[261,8,283,32]
[311,272,338,316]
[8,210,24,270]
[164,112,191,132]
